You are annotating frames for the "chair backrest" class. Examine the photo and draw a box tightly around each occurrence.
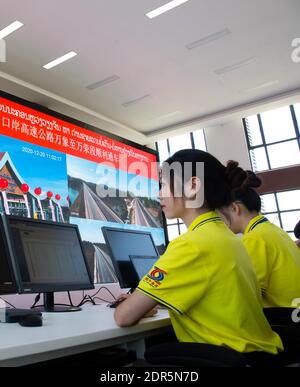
[145,342,248,367]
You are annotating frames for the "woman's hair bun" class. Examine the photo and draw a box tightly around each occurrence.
[245,170,262,189]
[225,160,262,191]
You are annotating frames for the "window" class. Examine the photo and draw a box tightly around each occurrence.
[244,104,300,241]
[169,133,192,154]
[156,140,169,163]
[294,103,300,127]
[261,189,300,240]
[260,106,295,143]
[166,224,181,241]
[267,140,300,169]
[244,105,300,172]
[156,129,207,241]
[261,193,277,213]
[246,115,263,146]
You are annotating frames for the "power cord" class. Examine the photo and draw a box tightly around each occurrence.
[8,287,118,311]
[77,294,96,307]
[31,293,41,309]
[77,287,117,307]
[90,286,117,301]
[93,296,112,304]
[67,291,74,307]
[0,296,16,309]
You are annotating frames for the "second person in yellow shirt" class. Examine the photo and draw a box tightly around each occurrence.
[219,161,300,314]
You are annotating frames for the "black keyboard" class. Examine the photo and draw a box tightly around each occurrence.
[2,308,42,323]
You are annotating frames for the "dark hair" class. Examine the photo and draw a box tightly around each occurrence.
[163,149,232,210]
[225,160,262,212]
[294,221,300,239]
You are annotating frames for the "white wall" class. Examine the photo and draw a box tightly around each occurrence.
[147,117,252,169]
[204,118,252,170]
[0,75,148,146]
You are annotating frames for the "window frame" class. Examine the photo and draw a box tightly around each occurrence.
[260,186,300,234]
[244,105,300,172]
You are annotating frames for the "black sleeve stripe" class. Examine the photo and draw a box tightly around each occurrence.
[137,287,183,315]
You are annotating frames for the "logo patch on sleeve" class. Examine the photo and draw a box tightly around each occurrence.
[143,267,167,288]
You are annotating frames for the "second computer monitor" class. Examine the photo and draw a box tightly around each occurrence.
[101,227,159,289]
[129,255,159,284]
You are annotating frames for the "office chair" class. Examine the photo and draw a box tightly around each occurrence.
[145,309,300,367]
[263,307,300,365]
[144,342,296,368]
[145,342,248,367]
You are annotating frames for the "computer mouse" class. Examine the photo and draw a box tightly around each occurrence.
[108,299,124,308]
[18,314,43,327]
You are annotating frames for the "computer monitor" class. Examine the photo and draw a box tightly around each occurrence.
[0,216,17,295]
[129,255,159,288]
[101,227,159,289]
[4,216,94,312]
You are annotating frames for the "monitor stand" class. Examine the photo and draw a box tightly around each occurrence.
[33,292,81,313]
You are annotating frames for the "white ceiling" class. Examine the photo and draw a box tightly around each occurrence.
[0,0,300,139]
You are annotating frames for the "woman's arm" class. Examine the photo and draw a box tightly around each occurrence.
[114,290,158,327]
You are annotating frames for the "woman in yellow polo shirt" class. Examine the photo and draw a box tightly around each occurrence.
[219,160,300,313]
[114,149,282,360]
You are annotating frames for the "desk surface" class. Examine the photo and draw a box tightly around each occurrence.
[0,304,171,366]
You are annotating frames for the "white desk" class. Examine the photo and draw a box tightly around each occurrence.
[0,305,171,366]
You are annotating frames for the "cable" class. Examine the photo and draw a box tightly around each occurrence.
[77,294,89,307]
[31,293,41,309]
[0,297,17,309]
[30,288,117,310]
[90,286,117,301]
[78,299,95,307]
[77,294,96,307]
[86,295,96,305]
[77,286,117,307]
[93,296,111,304]
[67,291,74,307]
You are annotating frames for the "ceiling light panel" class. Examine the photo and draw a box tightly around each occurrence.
[122,94,150,108]
[43,51,77,70]
[0,21,23,40]
[86,75,120,90]
[146,0,190,19]
[214,57,257,75]
[240,80,279,93]
[185,28,231,50]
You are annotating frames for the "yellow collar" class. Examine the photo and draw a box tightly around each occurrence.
[188,211,222,232]
[244,214,268,234]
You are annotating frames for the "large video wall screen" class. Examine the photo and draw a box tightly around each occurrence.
[0,91,165,284]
